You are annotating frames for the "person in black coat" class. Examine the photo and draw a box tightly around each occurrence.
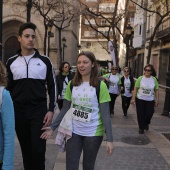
[56,62,74,110]
[120,67,134,117]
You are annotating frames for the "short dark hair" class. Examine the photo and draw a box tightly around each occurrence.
[59,62,71,72]
[19,22,36,36]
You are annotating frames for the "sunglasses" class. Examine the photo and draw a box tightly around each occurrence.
[64,66,69,68]
[145,69,151,72]
[112,68,117,70]
[124,70,129,73]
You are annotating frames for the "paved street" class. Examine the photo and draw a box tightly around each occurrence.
[14,89,170,170]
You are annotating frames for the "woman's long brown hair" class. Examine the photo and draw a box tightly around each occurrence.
[72,51,99,87]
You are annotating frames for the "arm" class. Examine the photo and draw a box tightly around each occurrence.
[131,87,138,105]
[100,102,113,155]
[40,99,71,139]
[43,61,57,127]
[2,90,15,169]
[100,102,113,142]
[46,61,57,113]
[154,89,159,107]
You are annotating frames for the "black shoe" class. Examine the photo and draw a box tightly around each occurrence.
[139,129,144,134]
[145,125,149,131]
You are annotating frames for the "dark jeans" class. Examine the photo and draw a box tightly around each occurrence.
[135,98,155,130]
[121,96,132,116]
[66,133,103,170]
[0,162,2,170]
[15,108,47,170]
[109,93,118,115]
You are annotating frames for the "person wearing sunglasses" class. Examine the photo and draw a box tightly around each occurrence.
[102,66,121,117]
[120,67,134,117]
[56,62,74,110]
[131,64,159,134]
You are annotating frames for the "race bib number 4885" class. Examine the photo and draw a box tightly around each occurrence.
[71,104,93,123]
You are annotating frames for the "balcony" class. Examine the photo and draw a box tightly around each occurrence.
[156,18,170,39]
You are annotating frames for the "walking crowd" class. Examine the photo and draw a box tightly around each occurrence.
[0,22,159,170]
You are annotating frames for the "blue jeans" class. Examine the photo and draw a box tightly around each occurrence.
[66,133,103,170]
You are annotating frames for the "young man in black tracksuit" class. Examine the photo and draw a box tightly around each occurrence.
[6,22,57,170]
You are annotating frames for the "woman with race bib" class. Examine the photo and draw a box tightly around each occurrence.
[56,62,74,110]
[131,64,159,134]
[41,51,113,170]
[102,65,121,117]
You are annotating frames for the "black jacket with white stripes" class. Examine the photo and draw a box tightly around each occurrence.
[6,49,57,112]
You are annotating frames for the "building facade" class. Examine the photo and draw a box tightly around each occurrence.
[2,0,80,69]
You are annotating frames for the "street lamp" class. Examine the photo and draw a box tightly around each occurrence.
[62,37,67,61]
[125,24,133,67]
[47,21,53,57]
[0,0,3,61]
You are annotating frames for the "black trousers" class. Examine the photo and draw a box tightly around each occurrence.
[0,163,2,170]
[135,98,155,130]
[15,108,47,170]
[121,96,132,116]
[109,93,118,115]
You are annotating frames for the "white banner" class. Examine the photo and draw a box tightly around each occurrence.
[108,41,116,66]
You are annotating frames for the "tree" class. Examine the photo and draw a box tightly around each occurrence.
[79,0,126,66]
[32,0,79,65]
[131,0,170,64]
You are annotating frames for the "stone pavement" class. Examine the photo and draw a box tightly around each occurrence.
[14,88,170,170]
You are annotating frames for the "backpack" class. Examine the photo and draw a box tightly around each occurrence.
[70,80,101,102]
[0,86,4,107]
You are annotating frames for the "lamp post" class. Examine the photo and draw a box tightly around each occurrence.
[125,24,133,67]
[62,37,66,62]
[0,0,3,61]
[47,21,53,57]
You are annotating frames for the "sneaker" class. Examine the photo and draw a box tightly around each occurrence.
[139,129,144,134]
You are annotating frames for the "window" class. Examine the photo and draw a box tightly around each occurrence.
[139,25,142,35]
[84,31,96,37]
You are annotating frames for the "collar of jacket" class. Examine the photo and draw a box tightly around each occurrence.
[16,48,40,58]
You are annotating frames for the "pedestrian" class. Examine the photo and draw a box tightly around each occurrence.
[56,62,74,110]
[0,61,15,170]
[102,65,121,116]
[131,64,159,134]
[6,22,57,170]
[120,67,134,117]
[41,51,113,170]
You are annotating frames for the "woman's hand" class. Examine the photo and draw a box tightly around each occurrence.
[40,127,53,139]
[106,142,113,156]
[131,98,135,106]
[154,101,159,107]
[58,95,61,100]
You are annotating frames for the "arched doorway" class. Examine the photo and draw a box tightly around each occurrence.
[4,36,20,63]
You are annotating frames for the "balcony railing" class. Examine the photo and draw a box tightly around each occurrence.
[156,18,170,38]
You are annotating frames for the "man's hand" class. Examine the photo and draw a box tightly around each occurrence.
[43,111,53,127]
[40,127,53,139]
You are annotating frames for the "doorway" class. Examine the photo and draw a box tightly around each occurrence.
[4,36,20,63]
